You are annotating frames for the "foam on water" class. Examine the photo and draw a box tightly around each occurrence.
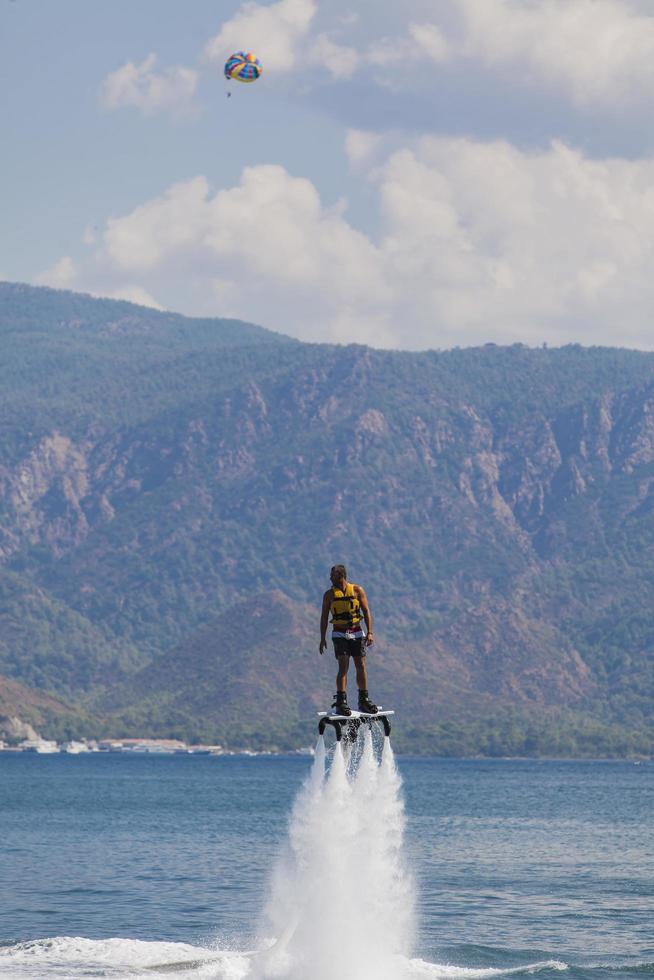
[0,936,252,979]
[408,960,569,977]
[0,936,569,979]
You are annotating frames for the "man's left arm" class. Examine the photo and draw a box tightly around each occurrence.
[356,586,374,646]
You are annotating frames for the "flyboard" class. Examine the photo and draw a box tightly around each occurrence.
[318,707,394,742]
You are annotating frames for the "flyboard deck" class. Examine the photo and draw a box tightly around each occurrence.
[317,708,394,741]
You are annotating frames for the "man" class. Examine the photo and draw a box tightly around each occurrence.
[319,564,378,716]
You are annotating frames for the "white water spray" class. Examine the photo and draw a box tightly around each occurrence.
[255,728,415,980]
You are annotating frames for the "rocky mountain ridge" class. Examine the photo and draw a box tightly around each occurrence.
[5,381,654,564]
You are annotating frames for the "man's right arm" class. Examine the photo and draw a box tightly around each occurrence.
[319,590,331,654]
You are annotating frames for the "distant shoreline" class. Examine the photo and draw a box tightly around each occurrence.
[1,747,649,763]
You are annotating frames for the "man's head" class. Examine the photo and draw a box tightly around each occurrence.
[330,564,347,587]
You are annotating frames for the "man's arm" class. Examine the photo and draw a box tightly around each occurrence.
[319,590,331,654]
[355,585,374,645]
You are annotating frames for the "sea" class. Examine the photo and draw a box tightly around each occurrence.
[0,742,652,979]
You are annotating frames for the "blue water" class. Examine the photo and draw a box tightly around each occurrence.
[0,753,652,978]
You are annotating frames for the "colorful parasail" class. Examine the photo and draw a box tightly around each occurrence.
[224,51,263,84]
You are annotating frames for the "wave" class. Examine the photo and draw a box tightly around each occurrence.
[577,964,654,977]
[0,936,252,979]
[405,957,568,977]
[0,937,570,979]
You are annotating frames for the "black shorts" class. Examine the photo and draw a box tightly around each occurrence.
[333,636,365,659]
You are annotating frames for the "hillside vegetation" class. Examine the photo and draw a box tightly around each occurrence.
[1,282,653,756]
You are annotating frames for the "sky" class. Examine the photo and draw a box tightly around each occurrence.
[4,0,654,351]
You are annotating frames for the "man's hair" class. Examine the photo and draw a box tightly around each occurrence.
[330,564,347,578]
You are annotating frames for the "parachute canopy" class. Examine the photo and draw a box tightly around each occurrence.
[224,51,263,84]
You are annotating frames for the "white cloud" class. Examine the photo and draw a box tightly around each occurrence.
[365,36,407,68]
[345,129,383,167]
[408,22,449,63]
[97,165,388,326]
[101,53,198,116]
[100,286,164,309]
[210,0,654,112]
[204,0,316,73]
[204,0,358,80]
[104,176,212,273]
[309,33,359,79]
[204,165,387,306]
[49,138,654,351]
[34,255,163,310]
[367,21,448,68]
[450,0,654,110]
[36,256,77,289]
[373,137,654,346]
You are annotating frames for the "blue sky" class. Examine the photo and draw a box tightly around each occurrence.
[4,0,654,350]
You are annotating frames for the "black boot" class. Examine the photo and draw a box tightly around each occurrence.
[358,690,378,714]
[331,691,352,717]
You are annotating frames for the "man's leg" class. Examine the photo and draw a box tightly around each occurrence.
[336,654,350,692]
[354,651,378,713]
[354,656,368,691]
[333,652,353,715]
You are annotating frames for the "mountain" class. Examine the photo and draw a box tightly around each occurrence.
[0,673,82,742]
[1,281,654,755]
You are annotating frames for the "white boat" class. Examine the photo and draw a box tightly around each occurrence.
[20,739,60,754]
[61,741,90,754]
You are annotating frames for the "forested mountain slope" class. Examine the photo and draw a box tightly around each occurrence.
[1,282,653,754]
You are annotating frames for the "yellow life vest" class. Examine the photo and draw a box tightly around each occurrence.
[330,583,362,630]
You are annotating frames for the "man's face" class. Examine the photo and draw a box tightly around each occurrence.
[330,568,346,588]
